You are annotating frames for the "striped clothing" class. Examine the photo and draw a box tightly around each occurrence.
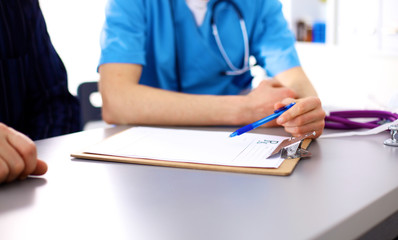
[0,0,81,140]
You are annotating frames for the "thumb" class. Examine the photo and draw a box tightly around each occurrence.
[31,159,48,176]
[274,98,295,110]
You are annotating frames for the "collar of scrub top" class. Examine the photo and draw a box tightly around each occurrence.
[210,0,250,76]
[325,110,398,129]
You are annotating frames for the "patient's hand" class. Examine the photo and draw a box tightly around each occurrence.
[0,123,47,184]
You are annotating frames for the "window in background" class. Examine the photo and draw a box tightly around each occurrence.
[39,0,108,95]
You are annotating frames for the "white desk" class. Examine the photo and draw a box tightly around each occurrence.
[0,126,397,240]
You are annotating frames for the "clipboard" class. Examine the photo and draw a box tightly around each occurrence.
[71,138,310,176]
[71,127,311,176]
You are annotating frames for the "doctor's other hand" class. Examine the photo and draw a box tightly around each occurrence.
[275,97,325,138]
[0,123,48,184]
[244,79,297,125]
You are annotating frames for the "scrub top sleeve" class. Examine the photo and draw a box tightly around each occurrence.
[251,0,300,77]
[99,0,147,67]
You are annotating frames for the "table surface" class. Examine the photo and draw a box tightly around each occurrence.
[1,125,398,240]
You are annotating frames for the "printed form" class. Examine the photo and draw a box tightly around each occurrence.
[85,127,289,168]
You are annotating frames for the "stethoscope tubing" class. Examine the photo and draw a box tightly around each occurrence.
[325,110,398,129]
[211,0,250,76]
[330,110,398,120]
[325,115,380,129]
[169,0,251,91]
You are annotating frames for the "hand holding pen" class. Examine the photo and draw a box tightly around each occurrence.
[238,80,325,138]
[230,97,325,138]
[275,97,325,138]
[230,102,296,137]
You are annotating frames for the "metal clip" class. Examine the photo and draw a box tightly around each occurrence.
[281,142,312,159]
[384,124,398,147]
[270,131,315,158]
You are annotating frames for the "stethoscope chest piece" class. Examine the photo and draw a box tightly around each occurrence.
[384,124,398,147]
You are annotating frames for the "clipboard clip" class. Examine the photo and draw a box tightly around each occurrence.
[270,131,316,159]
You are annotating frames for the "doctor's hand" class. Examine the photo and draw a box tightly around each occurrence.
[275,97,325,138]
[0,123,48,184]
[245,79,297,126]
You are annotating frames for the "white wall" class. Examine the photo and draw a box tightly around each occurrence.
[39,0,107,95]
[296,43,398,111]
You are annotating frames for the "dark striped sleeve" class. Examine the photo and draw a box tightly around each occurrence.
[0,0,81,140]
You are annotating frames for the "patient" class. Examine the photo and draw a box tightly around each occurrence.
[0,0,81,183]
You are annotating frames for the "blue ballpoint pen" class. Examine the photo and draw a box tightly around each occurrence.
[229,102,296,137]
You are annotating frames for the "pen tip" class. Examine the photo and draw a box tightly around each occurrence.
[229,132,238,138]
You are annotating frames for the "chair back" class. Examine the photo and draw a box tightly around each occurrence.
[77,81,102,127]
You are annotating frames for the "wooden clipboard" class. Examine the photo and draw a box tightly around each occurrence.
[71,138,311,176]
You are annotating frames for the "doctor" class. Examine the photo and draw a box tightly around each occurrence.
[99,0,325,138]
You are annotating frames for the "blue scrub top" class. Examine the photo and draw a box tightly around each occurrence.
[99,0,300,95]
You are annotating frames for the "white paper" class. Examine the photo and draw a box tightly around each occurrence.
[320,119,398,138]
[85,127,289,168]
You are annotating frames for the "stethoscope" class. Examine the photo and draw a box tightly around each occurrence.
[169,0,251,91]
[210,0,250,76]
[325,110,398,129]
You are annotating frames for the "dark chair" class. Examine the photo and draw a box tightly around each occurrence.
[77,81,102,127]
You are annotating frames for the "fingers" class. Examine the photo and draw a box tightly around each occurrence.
[7,128,38,180]
[0,140,25,182]
[276,97,321,123]
[275,97,325,138]
[0,158,9,183]
[31,160,48,176]
[274,98,295,110]
[0,123,46,184]
[282,120,325,138]
[256,80,297,99]
[0,124,25,182]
